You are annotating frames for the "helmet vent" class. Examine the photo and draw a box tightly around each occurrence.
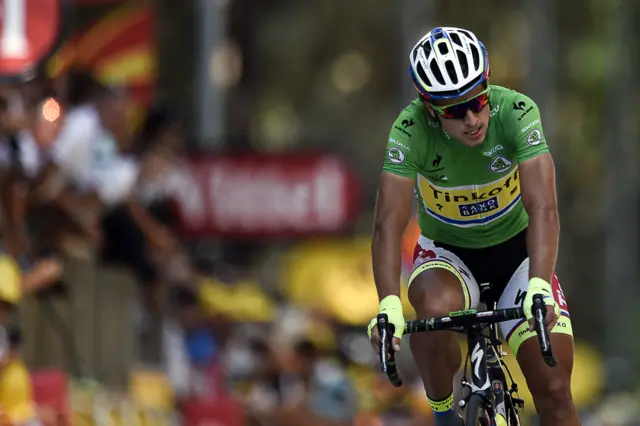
[437,43,449,55]
[421,42,432,58]
[470,45,480,70]
[450,33,463,47]
[417,65,431,87]
[459,30,473,40]
[445,60,458,85]
[430,60,446,85]
[456,51,469,78]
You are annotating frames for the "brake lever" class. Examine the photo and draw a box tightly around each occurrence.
[532,294,557,367]
[376,314,403,387]
[377,314,389,372]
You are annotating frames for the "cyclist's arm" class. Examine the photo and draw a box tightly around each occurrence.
[372,172,414,300]
[373,112,421,300]
[508,94,558,283]
[519,153,559,283]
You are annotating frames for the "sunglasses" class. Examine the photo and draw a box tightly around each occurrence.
[430,87,491,120]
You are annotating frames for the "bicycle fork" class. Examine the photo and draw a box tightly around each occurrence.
[460,331,492,410]
[461,330,526,426]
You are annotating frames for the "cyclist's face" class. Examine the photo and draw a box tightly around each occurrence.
[427,85,490,147]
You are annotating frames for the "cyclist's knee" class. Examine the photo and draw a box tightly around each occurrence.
[530,376,574,420]
[408,269,465,318]
[518,336,577,422]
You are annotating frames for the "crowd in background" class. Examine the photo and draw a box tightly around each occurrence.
[0,69,439,425]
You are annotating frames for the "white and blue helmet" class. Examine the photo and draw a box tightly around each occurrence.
[410,27,490,100]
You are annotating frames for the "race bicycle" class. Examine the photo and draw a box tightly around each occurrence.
[377,293,555,425]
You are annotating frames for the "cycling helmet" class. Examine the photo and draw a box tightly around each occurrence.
[409,27,489,100]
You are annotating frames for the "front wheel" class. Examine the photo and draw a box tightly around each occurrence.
[464,394,492,426]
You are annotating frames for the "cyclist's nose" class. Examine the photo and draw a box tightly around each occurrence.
[463,109,478,126]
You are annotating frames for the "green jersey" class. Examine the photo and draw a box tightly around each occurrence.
[383,85,550,248]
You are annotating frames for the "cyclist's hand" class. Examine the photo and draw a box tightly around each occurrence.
[540,304,558,335]
[368,295,404,355]
[368,325,403,357]
[523,277,560,334]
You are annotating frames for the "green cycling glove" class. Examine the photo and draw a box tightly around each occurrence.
[368,295,405,341]
[523,277,560,321]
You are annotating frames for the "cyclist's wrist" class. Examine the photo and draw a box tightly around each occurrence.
[526,277,559,317]
[528,277,551,288]
[379,295,402,312]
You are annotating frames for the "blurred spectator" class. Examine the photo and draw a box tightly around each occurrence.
[162,286,220,405]
[0,86,65,293]
[101,103,185,303]
[0,327,40,426]
[245,338,357,426]
[33,70,112,247]
[30,71,184,361]
[0,258,39,426]
[244,339,301,418]
[100,102,188,363]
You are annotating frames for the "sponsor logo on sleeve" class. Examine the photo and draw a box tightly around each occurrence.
[526,129,542,146]
[388,148,405,164]
[513,100,534,121]
[394,117,414,137]
[521,119,541,134]
[388,137,411,151]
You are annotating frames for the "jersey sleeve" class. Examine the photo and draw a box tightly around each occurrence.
[505,94,550,163]
[381,113,421,180]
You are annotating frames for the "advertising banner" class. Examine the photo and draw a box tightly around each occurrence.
[172,154,361,238]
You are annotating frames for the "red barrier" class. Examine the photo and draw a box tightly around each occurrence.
[183,396,244,426]
[30,369,70,426]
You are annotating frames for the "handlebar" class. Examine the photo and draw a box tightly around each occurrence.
[377,295,556,387]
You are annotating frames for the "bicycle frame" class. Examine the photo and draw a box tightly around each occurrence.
[461,323,520,424]
[466,327,492,397]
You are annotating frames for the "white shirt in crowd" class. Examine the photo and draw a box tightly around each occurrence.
[49,104,139,207]
[0,130,47,178]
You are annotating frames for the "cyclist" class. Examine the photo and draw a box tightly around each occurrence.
[368,27,581,426]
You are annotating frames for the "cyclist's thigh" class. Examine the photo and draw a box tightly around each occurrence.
[407,236,480,314]
[496,258,573,355]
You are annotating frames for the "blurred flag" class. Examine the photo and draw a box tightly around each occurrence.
[48,3,156,130]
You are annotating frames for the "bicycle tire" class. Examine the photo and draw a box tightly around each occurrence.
[464,394,492,426]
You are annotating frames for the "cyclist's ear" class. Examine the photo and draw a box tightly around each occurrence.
[424,102,437,119]
[418,92,438,122]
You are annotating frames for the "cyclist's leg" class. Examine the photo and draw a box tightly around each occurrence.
[498,258,580,426]
[407,237,480,426]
